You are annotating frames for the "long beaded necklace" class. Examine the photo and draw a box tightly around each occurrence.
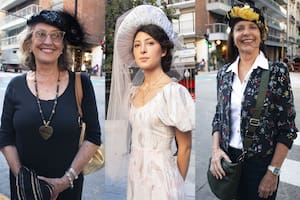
[34,72,60,140]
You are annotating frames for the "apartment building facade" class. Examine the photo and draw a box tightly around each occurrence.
[196,0,290,71]
[287,0,300,60]
[165,0,196,70]
[0,0,105,72]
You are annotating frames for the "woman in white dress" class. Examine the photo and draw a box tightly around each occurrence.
[107,5,195,200]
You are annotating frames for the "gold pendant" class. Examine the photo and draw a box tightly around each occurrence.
[39,125,53,140]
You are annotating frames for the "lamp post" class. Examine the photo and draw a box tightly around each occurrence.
[281,30,285,61]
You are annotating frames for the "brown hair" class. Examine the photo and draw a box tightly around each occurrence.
[20,26,72,71]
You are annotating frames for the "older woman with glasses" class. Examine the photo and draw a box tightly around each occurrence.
[0,10,101,200]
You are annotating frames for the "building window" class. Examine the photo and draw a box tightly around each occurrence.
[175,12,195,34]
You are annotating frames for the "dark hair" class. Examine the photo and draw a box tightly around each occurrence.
[20,26,72,71]
[133,24,174,72]
[226,26,267,63]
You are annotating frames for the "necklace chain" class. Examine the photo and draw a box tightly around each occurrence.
[139,72,165,104]
[34,72,60,127]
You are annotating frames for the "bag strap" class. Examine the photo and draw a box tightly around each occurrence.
[75,72,83,117]
[238,69,270,161]
[75,72,85,145]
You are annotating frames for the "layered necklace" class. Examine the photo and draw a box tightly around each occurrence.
[138,72,164,104]
[34,72,60,140]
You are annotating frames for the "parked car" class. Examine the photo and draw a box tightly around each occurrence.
[1,64,22,72]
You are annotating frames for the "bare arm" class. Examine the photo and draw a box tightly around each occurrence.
[258,143,288,198]
[176,129,192,180]
[1,145,21,176]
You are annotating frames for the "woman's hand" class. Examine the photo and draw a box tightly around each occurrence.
[210,148,231,180]
[38,175,70,200]
[258,171,278,199]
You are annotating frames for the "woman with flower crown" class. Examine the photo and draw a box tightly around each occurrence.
[107,5,195,200]
[209,3,297,200]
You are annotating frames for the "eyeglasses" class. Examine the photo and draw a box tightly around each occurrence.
[33,30,65,43]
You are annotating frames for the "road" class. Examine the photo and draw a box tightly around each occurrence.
[195,71,300,199]
[0,71,105,200]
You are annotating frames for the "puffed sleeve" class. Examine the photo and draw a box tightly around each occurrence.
[81,73,102,146]
[0,80,16,149]
[158,83,195,132]
[273,64,298,148]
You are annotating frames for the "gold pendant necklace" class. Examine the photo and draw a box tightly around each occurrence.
[139,72,164,104]
[34,72,60,140]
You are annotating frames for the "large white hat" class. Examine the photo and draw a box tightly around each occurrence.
[115,5,175,66]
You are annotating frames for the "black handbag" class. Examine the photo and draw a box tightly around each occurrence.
[207,158,241,200]
[207,69,270,200]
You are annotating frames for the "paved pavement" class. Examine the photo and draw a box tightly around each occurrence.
[196,71,300,200]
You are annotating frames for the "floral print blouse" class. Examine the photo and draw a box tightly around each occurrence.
[212,62,298,158]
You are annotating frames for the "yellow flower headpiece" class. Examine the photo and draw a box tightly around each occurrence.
[227,4,269,40]
[229,5,259,21]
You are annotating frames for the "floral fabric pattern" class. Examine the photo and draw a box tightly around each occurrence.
[212,62,298,157]
[127,82,195,200]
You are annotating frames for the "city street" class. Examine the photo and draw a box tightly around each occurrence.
[0,72,105,199]
[196,71,300,199]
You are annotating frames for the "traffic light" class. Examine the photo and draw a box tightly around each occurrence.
[204,33,212,48]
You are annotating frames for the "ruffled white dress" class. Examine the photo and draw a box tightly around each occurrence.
[127,82,195,200]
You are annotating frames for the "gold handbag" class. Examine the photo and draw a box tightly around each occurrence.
[75,72,105,175]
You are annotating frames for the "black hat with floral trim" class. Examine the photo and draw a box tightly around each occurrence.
[27,10,85,46]
[226,3,268,40]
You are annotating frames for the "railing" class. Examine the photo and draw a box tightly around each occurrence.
[265,15,281,29]
[171,0,193,3]
[267,34,281,43]
[0,4,41,27]
[1,35,20,47]
[206,23,227,34]
[178,67,195,99]
[289,36,296,43]
[207,0,230,4]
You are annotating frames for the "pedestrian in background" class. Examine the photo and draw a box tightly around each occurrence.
[107,5,195,199]
[209,3,297,200]
[199,58,206,73]
[0,10,101,200]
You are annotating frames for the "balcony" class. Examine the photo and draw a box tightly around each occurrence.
[255,0,287,19]
[0,4,41,30]
[1,34,21,49]
[275,0,288,5]
[0,0,27,10]
[206,23,228,41]
[265,15,282,31]
[168,0,195,9]
[206,0,231,16]
[289,36,296,44]
[290,15,296,24]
